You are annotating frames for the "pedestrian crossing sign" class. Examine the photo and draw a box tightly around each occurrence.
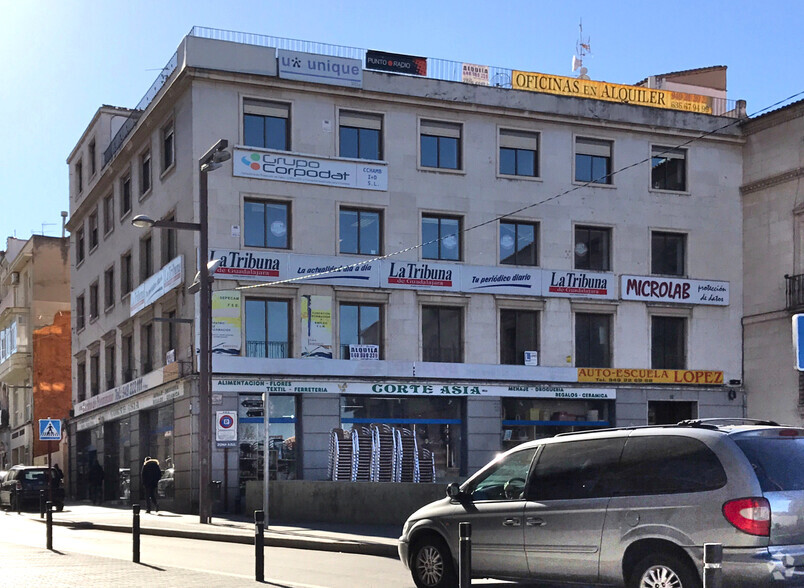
[39,418,62,441]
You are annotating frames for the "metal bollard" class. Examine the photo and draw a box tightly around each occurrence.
[255,510,265,582]
[459,522,472,588]
[46,501,53,550]
[133,504,141,563]
[15,486,20,514]
[40,489,45,518]
[703,543,723,588]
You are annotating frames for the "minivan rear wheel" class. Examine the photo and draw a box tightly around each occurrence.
[410,536,456,588]
[629,552,701,588]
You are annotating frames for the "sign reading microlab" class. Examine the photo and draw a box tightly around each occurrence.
[512,70,714,114]
[277,49,362,88]
[621,275,729,306]
[233,148,387,191]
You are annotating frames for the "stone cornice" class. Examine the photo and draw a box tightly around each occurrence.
[741,167,804,195]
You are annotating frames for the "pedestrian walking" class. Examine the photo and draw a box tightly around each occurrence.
[88,459,104,505]
[51,464,64,490]
[141,456,162,513]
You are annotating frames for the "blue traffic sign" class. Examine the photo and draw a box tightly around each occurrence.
[39,418,62,441]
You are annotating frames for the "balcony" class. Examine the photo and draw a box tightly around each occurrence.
[786,274,804,311]
[245,341,289,359]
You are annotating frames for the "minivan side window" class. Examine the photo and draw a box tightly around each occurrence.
[467,448,537,501]
[735,437,804,492]
[527,438,625,501]
[614,435,726,495]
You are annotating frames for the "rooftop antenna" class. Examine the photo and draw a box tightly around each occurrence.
[572,19,591,80]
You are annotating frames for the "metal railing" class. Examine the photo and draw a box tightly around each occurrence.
[786,274,804,310]
[245,341,289,358]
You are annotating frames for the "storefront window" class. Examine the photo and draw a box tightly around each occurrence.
[340,396,463,481]
[501,397,612,450]
[238,394,297,499]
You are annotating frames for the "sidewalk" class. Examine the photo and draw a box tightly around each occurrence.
[22,502,401,558]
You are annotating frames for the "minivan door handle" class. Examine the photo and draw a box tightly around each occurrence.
[526,517,546,527]
[502,517,521,527]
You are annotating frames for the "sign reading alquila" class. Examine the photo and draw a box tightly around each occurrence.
[512,71,713,114]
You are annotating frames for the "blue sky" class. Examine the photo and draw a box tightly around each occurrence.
[1,0,802,244]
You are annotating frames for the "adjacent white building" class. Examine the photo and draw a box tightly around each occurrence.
[66,28,746,515]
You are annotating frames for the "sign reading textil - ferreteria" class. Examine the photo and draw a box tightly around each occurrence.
[212,378,616,399]
[620,275,729,306]
[233,148,388,191]
[277,49,362,88]
[365,50,427,76]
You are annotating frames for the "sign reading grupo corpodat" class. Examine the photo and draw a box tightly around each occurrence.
[233,148,387,191]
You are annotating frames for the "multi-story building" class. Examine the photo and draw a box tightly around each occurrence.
[0,235,71,469]
[66,28,745,517]
[742,99,804,424]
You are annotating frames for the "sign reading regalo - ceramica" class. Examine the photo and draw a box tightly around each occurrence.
[233,148,388,191]
[277,49,362,88]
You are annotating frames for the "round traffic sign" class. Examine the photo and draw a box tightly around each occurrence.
[219,414,234,429]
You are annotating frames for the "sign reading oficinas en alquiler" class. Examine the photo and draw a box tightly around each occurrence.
[512,70,714,114]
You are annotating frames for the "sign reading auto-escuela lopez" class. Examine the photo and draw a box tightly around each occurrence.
[277,49,362,88]
[578,368,724,385]
[620,275,729,306]
[233,148,387,191]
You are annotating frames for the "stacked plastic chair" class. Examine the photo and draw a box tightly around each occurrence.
[418,447,436,483]
[370,423,397,482]
[351,426,374,481]
[327,428,354,481]
[395,427,420,483]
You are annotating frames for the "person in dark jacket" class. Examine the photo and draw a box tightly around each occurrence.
[88,459,104,505]
[141,456,162,513]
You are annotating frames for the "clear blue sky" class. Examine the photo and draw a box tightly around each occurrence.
[1,0,802,244]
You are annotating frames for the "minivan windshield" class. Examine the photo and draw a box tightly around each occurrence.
[734,437,804,492]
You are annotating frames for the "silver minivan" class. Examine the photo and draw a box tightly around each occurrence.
[398,420,804,587]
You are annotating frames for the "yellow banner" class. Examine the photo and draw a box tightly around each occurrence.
[577,368,723,385]
[512,71,713,114]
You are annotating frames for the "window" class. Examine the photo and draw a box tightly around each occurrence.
[104,266,115,310]
[120,251,132,295]
[120,173,132,218]
[651,146,686,191]
[467,447,537,501]
[340,303,381,359]
[528,438,625,501]
[103,193,114,235]
[75,160,83,193]
[88,140,96,176]
[244,200,289,249]
[88,210,99,250]
[422,215,461,261]
[575,137,612,184]
[76,361,86,402]
[651,316,686,369]
[422,306,462,363]
[614,436,726,495]
[339,111,382,160]
[243,99,289,151]
[575,313,612,367]
[140,235,153,281]
[90,351,100,397]
[161,122,174,172]
[140,150,152,195]
[122,333,134,382]
[339,208,381,255]
[89,282,99,319]
[500,221,538,266]
[105,342,116,391]
[141,323,154,373]
[499,130,538,177]
[420,120,461,170]
[163,310,177,360]
[574,226,611,271]
[651,231,685,276]
[76,294,86,330]
[161,214,177,264]
[76,227,85,265]
[500,309,538,365]
[245,299,290,358]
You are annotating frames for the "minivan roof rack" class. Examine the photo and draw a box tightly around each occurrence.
[677,418,782,428]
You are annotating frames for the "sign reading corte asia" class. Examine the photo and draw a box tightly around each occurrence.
[578,368,724,385]
[233,149,387,191]
[620,275,729,306]
[512,70,714,114]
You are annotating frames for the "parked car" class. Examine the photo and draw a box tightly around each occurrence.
[399,419,804,588]
[0,465,65,511]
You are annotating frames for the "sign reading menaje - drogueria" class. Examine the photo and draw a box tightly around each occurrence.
[512,71,713,114]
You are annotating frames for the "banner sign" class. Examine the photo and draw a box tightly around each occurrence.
[366,50,427,76]
[277,49,362,88]
[381,260,461,291]
[544,270,616,299]
[76,385,183,431]
[210,249,288,281]
[73,367,169,417]
[462,266,540,295]
[291,256,380,287]
[620,275,729,306]
[462,63,489,85]
[512,70,714,114]
[301,295,333,358]
[213,377,616,399]
[233,148,387,191]
[130,255,184,316]
[578,368,724,385]
[212,291,242,354]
